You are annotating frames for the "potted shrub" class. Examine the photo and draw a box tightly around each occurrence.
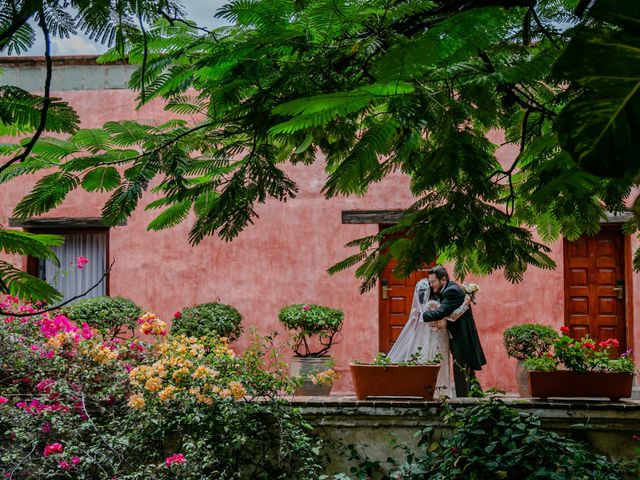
[503,324,557,397]
[350,351,442,400]
[172,302,243,342]
[525,327,635,401]
[278,303,343,396]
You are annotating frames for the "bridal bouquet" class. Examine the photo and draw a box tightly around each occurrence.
[462,282,481,304]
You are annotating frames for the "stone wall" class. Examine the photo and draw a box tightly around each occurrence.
[294,397,640,475]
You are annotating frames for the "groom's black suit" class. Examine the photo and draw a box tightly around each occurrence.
[422,280,486,397]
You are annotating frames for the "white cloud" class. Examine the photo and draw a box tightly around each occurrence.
[51,35,100,56]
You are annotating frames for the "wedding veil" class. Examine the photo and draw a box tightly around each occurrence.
[387,278,432,362]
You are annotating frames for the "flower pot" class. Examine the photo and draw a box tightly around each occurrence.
[515,359,530,397]
[349,363,441,400]
[528,371,633,401]
[289,356,333,396]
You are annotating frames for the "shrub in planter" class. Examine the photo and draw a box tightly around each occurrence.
[350,351,442,400]
[524,330,634,373]
[61,295,141,339]
[172,302,243,342]
[503,323,558,360]
[278,304,343,396]
[278,304,343,357]
[524,329,635,400]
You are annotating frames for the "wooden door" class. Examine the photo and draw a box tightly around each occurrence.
[564,226,626,352]
[378,258,430,353]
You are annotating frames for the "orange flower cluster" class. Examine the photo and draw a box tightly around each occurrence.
[308,368,341,386]
[127,335,246,409]
[138,312,168,336]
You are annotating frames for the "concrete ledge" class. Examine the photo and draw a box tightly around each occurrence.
[289,395,640,472]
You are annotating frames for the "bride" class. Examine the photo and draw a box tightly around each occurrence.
[388,278,471,397]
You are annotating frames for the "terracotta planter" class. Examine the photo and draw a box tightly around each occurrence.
[349,363,440,400]
[528,370,633,401]
[290,356,333,396]
[515,359,530,397]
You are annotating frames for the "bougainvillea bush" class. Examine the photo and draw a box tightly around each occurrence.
[0,296,323,479]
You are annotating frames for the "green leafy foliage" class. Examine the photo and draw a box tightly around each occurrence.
[503,323,558,360]
[172,302,244,342]
[0,260,62,303]
[0,300,324,479]
[554,1,640,179]
[278,304,343,357]
[337,395,625,479]
[393,396,623,479]
[0,229,64,303]
[81,166,121,192]
[60,295,142,338]
[7,0,640,291]
[527,333,636,374]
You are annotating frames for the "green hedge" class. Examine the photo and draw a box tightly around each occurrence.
[61,296,141,338]
[172,302,243,342]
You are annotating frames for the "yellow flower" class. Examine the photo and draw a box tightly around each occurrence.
[218,388,231,399]
[158,385,177,402]
[128,394,145,410]
[46,332,68,349]
[145,377,163,392]
[196,393,213,405]
[229,381,246,400]
[172,367,190,383]
[188,387,201,396]
[192,365,217,379]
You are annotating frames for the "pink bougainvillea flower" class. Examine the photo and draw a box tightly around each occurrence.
[57,461,71,470]
[41,422,51,433]
[36,379,55,394]
[0,396,8,405]
[76,256,89,269]
[302,304,310,311]
[42,350,55,359]
[71,456,81,465]
[81,322,93,340]
[165,453,186,466]
[43,443,63,457]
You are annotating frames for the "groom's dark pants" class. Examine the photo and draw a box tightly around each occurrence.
[452,361,474,397]
[451,348,480,397]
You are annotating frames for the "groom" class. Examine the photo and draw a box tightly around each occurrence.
[421,265,486,397]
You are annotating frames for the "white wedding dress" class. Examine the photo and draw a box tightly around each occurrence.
[387,279,469,398]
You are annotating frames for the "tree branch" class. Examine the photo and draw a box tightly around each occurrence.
[136,0,148,103]
[0,4,52,177]
[1,260,115,318]
[529,6,560,49]
[0,0,39,51]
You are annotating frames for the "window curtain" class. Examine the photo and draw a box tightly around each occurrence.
[41,232,107,303]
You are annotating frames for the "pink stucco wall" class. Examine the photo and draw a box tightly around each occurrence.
[2,88,639,395]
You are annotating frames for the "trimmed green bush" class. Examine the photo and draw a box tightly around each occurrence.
[172,302,243,342]
[61,295,141,338]
[278,304,343,357]
[503,323,558,360]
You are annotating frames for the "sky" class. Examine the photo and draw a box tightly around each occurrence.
[13,0,230,57]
